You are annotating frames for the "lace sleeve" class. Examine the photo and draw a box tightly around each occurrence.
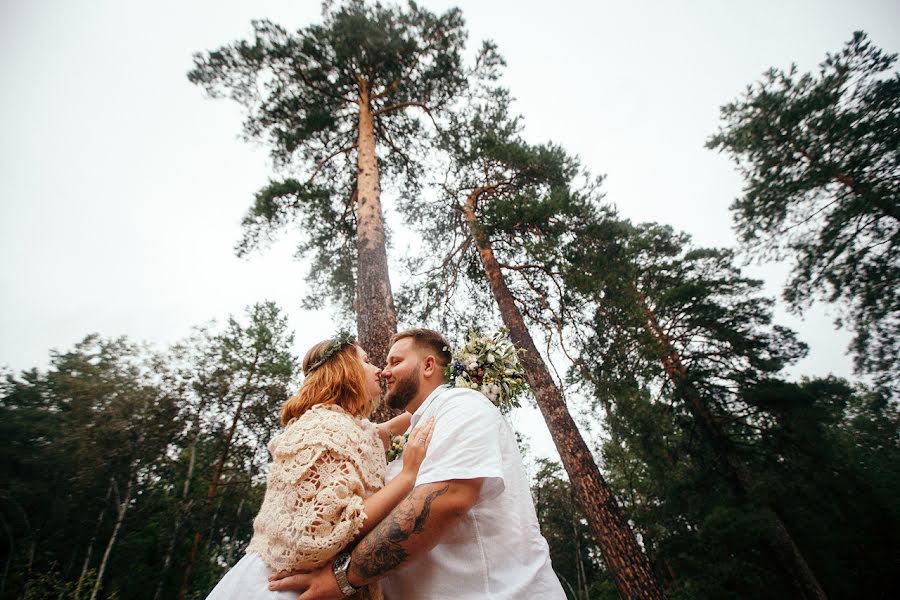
[248,406,385,573]
[284,446,369,566]
[251,448,369,571]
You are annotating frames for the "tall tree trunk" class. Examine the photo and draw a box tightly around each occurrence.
[642,300,827,600]
[463,191,666,600]
[355,84,399,422]
[178,353,260,600]
[89,476,133,600]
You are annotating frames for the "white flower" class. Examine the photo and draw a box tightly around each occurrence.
[486,353,495,363]
[455,375,467,388]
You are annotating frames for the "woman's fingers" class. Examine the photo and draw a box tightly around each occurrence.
[413,416,435,445]
[424,416,435,443]
[424,417,435,445]
[402,416,435,470]
[268,568,307,582]
[268,572,312,591]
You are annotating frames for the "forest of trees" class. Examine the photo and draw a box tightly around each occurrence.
[2,2,897,599]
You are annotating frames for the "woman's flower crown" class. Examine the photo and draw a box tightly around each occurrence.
[444,328,528,413]
[306,330,355,374]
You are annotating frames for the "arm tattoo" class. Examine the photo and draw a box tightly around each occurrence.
[351,483,450,580]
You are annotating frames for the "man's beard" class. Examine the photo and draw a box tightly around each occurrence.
[384,366,420,410]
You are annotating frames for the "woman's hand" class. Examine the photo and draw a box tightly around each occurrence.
[400,416,435,477]
[353,416,436,543]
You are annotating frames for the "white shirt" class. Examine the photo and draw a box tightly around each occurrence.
[382,385,566,600]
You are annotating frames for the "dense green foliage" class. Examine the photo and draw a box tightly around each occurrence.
[707,31,899,396]
[394,36,899,596]
[531,459,618,600]
[594,377,900,599]
[1,303,297,600]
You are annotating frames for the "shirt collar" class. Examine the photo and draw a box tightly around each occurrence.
[409,384,450,430]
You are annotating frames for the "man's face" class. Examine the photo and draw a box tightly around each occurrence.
[381,338,422,410]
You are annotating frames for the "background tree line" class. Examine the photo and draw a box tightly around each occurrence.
[2,2,897,598]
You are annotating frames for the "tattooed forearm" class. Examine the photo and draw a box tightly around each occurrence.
[412,482,447,534]
[351,483,451,581]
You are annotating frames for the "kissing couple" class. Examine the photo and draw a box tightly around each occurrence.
[206,328,565,599]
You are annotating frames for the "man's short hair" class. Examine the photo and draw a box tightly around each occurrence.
[390,328,452,368]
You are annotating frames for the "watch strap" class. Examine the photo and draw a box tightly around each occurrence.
[332,552,358,597]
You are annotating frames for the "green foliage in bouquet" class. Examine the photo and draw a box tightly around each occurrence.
[444,329,528,413]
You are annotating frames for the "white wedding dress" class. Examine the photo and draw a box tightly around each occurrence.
[205,552,296,600]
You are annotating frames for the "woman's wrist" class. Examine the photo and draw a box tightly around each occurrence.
[395,470,417,490]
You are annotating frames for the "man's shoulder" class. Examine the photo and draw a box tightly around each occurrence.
[433,386,500,419]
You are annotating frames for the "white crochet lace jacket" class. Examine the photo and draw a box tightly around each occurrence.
[246,403,386,598]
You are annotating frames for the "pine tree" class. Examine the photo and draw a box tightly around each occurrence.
[568,221,832,598]
[178,302,296,599]
[707,31,899,396]
[188,0,501,391]
[403,91,666,599]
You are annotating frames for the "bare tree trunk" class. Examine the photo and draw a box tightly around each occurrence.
[224,498,246,569]
[153,429,199,600]
[463,192,666,599]
[642,300,827,600]
[572,510,587,600]
[178,353,260,600]
[89,476,133,600]
[75,481,114,598]
[0,512,13,599]
[355,83,399,423]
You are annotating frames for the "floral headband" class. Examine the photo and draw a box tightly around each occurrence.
[306,330,356,374]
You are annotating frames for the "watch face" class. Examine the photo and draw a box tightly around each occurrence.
[336,553,350,570]
[332,553,356,596]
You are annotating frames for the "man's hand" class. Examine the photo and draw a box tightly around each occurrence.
[267,562,342,600]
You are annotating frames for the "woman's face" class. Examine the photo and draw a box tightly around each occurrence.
[356,345,383,401]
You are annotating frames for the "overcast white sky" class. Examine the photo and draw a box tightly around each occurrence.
[2,0,897,460]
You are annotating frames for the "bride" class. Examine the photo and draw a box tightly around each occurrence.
[206,333,434,600]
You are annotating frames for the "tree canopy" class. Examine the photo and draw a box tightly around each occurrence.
[707,31,899,396]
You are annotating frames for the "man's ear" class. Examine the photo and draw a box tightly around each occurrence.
[422,355,436,378]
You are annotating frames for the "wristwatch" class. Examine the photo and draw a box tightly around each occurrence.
[332,552,358,597]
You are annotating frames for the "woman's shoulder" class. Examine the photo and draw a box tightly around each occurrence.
[283,403,354,431]
[276,404,377,459]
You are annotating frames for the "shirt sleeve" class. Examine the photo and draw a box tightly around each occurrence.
[412,389,506,502]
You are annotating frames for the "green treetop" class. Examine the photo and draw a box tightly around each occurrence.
[707,31,899,395]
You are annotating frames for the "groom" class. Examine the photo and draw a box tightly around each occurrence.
[268,328,565,599]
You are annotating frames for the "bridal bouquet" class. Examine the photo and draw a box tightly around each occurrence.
[445,329,528,413]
